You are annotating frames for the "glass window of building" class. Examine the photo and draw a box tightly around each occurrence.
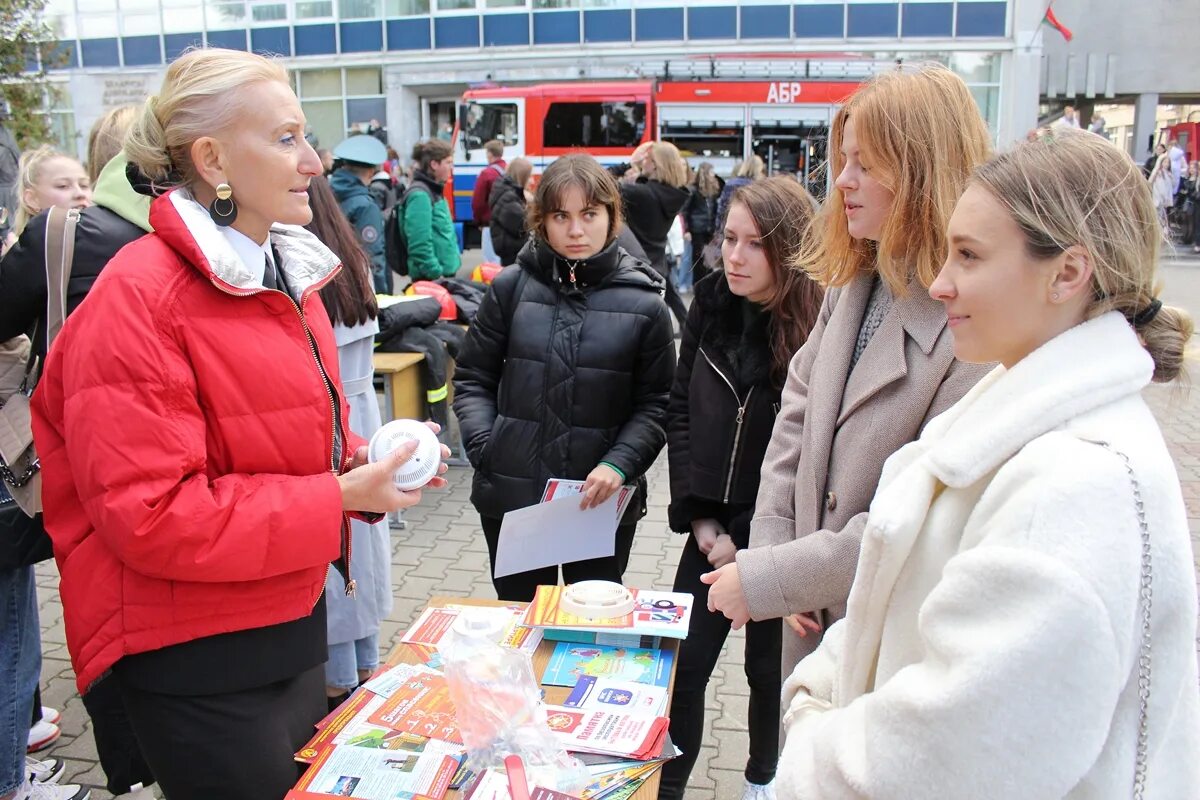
[346,67,383,95]
[486,0,526,8]
[45,85,77,158]
[339,0,381,18]
[437,0,476,10]
[121,12,161,35]
[295,0,335,18]
[43,0,77,39]
[304,100,344,153]
[251,2,288,22]
[533,0,577,7]
[299,69,342,98]
[384,0,429,15]
[295,68,387,152]
[75,0,115,10]
[206,0,248,29]
[544,101,646,148]
[161,0,203,32]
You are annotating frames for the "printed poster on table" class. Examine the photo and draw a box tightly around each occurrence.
[523,586,693,640]
[563,676,668,716]
[367,667,462,745]
[542,642,673,688]
[286,745,459,800]
[542,705,669,760]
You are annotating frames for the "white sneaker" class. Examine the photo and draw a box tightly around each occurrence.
[39,708,61,726]
[112,784,158,800]
[15,777,91,800]
[742,779,776,800]
[26,720,61,753]
[26,756,65,784]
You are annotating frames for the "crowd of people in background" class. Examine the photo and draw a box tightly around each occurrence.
[0,47,1198,800]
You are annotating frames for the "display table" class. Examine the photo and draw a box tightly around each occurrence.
[385,596,680,799]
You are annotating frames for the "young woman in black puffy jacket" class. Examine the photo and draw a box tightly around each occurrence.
[453,154,675,602]
[659,177,823,800]
[487,157,532,265]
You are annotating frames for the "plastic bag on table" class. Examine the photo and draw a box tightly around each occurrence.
[441,611,587,793]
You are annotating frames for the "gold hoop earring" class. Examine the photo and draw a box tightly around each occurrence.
[209,182,237,227]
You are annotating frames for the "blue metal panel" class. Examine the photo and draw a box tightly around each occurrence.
[793,4,843,38]
[206,29,247,50]
[687,6,736,40]
[47,41,77,70]
[387,18,431,50]
[294,23,336,55]
[80,38,120,67]
[251,26,291,56]
[635,7,684,41]
[584,9,631,42]
[434,15,480,48]
[164,33,203,60]
[740,4,790,39]
[847,3,898,37]
[533,10,579,45]
[340,21,382,52]
[956,1,1006,37]
[483,13,529,47]
[902,2,952,36]
[121,35,161,65]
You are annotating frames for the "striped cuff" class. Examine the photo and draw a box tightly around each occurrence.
[599,461,627,481]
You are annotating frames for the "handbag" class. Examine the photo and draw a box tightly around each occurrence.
[0,206,78,567]
[1092,441,1154,800]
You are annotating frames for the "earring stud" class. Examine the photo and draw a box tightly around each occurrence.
[1052,292,1060,300]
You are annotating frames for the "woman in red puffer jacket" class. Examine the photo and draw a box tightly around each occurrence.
[31,48,446,800]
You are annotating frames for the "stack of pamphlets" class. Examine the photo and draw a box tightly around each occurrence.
[522,586,693,648]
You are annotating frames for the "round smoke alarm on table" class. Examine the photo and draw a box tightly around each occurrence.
[367,419,441,491]
[561,580,636,620]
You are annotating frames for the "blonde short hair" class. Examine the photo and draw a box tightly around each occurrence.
[124,47,289,192]
[86,105,139,184]
[734,155,765,180]
[647,141,688,189]
[799,65,992,295]
[975,127,1192,383]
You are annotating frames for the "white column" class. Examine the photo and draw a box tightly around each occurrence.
[999,0,1045,145]
[1131,92,1159,163]
[385,69,422,164]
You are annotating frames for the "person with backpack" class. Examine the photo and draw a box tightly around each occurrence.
[399,139,460,281]
[488,157,532,266]
[472,139,506,263]
[330,134,389,294]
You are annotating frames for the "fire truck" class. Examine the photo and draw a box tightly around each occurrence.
[450,77,861,225]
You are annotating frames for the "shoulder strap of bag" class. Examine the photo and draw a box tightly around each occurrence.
[43,206,80,352]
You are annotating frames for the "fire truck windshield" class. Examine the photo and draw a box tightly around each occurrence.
[461,101,518,154]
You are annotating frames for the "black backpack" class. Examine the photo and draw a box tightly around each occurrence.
[384,182,434,278]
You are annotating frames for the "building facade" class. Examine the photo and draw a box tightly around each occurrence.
[35,0,1037,166]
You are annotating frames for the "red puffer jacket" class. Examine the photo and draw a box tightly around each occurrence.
[32,189,364,692]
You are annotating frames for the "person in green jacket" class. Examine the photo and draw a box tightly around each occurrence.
[330,134,390,293]
[403,139,460,280]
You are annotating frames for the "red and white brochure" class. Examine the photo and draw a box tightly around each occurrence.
[541,705,669,760]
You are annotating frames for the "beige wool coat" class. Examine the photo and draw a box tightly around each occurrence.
[736,270,991,677]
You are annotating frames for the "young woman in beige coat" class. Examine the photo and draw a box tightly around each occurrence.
[705,66,993,681]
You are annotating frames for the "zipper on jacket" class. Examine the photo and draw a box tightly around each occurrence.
[206,275,356,598]
[699,347,753,505]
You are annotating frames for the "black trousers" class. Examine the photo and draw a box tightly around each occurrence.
[115,664,325,800]
[481,515,637,602]
[658,533,782,799]
[82,675,157,794]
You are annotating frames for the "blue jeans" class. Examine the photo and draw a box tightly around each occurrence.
[0,566,39,796]
[673,241,694,293]
[324,634,379,691]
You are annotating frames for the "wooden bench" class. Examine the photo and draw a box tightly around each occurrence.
[373,351,426,423]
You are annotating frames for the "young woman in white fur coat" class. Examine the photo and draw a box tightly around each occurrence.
[777,127,1200,798]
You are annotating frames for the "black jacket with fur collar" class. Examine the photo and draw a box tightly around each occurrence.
[666,270,783,541]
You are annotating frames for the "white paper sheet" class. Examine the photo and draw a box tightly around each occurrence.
[493,491,621,578]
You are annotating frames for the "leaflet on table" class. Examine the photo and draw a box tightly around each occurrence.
[523,586,693,640]
[367,667,463,745]
[564,676,668,716]
[582,762,662,800]
[462,769,583,800]
[399,605,543,654]
[542,642,673,688]
[541,479,636,519]
[542,705,670,760]
[286,744,459,800]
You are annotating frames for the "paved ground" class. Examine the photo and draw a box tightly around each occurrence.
[31,247,1200,799]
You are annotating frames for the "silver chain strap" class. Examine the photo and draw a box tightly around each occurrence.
[1095,442,1153,800]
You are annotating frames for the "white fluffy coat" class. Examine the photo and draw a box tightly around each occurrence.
[778,312,1200,799]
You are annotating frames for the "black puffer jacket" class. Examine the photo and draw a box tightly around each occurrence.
[666,271,783,544]
[453,237,676,520]
[0,204,145,356]
[682,186,719,241]
[488,176,527,266]
[620,178,689,278]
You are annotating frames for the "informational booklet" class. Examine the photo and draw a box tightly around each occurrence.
[297,688,465,765]
[462,769,583,800]
[542,705,670,760]
[286,745,460,800]
[399,605,543,654]
[563,676,669,716]
[523,586,694,640]
[541,642,673,688]
[367,667,463,745]
[540,479,636,519]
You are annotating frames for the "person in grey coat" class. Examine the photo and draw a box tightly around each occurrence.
[306,175,391,710]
